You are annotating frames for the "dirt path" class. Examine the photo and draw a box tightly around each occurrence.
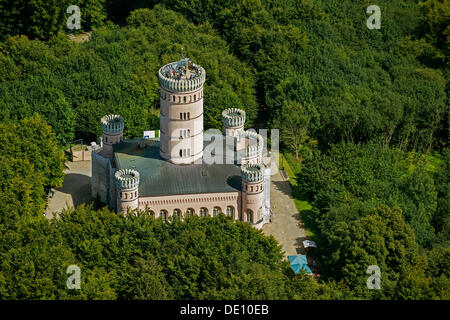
[45,161,93,219]
[262,163,307,256]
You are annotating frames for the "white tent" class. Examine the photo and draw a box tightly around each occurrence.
[303,240,317,248]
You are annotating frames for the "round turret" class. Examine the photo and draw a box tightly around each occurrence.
[101,114,124,134]
[115,168,140,213]
[101,114,124,158]
[222,108,246,128]
[240,163,265,225]
[238,131,264,165]
[240,163,264,183]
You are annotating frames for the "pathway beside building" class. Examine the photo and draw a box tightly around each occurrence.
[262,162,307,256]
[45,160,92,219]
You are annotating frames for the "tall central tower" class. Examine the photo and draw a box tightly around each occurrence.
[158,58,206,165]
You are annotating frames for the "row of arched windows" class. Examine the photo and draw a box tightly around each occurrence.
[120,191,137,199]
[180,112,191,120]
[244,184,263,192]
[161,91,203,103]
[149,206,235,221]
[141,195,237,207]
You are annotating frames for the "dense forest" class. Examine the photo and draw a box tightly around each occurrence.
[0,0,448,299]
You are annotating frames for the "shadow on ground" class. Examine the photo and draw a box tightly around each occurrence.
[272,179,292,197]
[56,173,92,208]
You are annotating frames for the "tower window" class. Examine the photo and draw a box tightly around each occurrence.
[180,113,182,120]
[179,149,182,157]
[183,96,186,103]
[188,112,190,120]
[246,210,253,223]
[173,96,176,102]
[194,94,196,101]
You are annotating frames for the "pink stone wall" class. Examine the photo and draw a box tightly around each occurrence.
[138,191,241,220]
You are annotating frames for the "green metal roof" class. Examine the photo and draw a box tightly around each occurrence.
[114,140,242,197]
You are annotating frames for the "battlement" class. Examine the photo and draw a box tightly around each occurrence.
[240,163,264,183]
[101,114,124,134]
[222,108,246,128]
[158,58,206,92]
[115,168,140,190]
[240,131,264,157]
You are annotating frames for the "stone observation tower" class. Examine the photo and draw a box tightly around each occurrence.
[158,58,206,164]
[114,168,140,213]
[240,163,265,224]
[101,114,124,158]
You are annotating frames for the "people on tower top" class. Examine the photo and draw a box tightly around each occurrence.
[163,59,202,80]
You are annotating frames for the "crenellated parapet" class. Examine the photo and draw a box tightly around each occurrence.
[240,131,264,158]
[115,169,140,191]
[240,163,264,183]
[158,60,205,92]
[101,114,124,134]
[222,108,246,128]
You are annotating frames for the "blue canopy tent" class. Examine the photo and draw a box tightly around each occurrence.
[288,255,312,274]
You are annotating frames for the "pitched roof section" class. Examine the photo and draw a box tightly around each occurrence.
[114,140,241,197]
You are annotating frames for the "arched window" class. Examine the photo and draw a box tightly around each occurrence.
[194,94,196,101]
[185,208,195,218]
[183,96,186,103]
[188,112,190,120]
[179,149,182,157]
[183,113,186,120]
[105,136,108,143]
[173,96,176,102]
[160,210,168,222]
[180,112,183,120]
[246,209,253,223]
[149,210,155,217]
[173,209,181,219]
[226,206,234,218]
[199,207,207,217]
[213,207,221,217]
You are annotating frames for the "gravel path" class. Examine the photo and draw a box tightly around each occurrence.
[262,163,307,256]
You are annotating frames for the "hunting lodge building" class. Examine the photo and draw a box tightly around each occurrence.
[91,58,271,228]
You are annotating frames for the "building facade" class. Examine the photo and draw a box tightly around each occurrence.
[91,58,271,228]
